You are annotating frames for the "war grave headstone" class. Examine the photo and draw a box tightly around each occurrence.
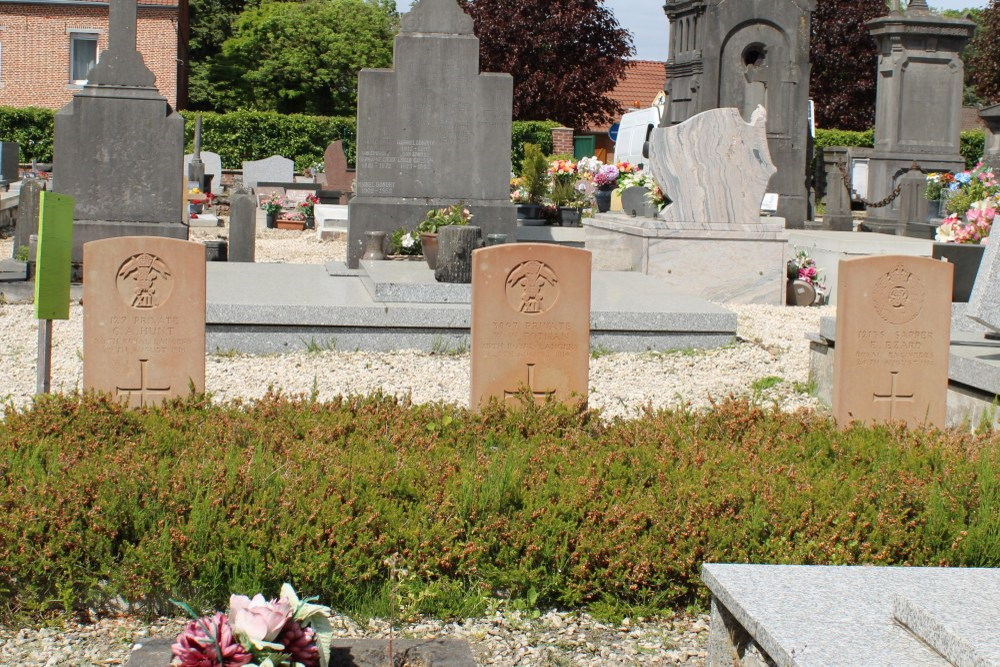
[585,107,788,304]
[470,244,591,409]
[83,236,206,407]
[865,1,975,236]
[346,0,516,268]
[242,156,294,192]
[662,0,814,227]
[832,255,951,427]
[1,142,20,185]
[53,0,186,265]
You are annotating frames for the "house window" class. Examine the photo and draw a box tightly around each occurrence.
[70,33,98,84]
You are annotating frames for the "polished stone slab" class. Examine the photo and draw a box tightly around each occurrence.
[893,587,1000,667]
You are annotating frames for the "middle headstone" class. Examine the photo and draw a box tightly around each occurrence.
[832,255,952,428]
[346,0,516,268]
[470,244,591,409]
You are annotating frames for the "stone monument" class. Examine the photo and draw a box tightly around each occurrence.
[323,139,355,201]
[865,1,975,235]
[662,0,815,228]
[470,244,591,409]
[242,155,294,191]
[346,0,516,268]
[228,190,257,263]
[53,0,186,265]
[980,103,1000,172]
[832,255,952,427]
[82,236,206,407]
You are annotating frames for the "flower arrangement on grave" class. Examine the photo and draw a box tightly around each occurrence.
[188,187,216,206]
[279,210,306,222]
[295,194,320,219]
[592,164,621,189]
[547,158,578,186]
[786,249,828,296]
[510,176,530,204]
[417,203,472,234]
[935,196,997,244]
[926,163,999,216]
[390,227,422,255]
[170,583,333,667]
[576,155,602,179]
[259,193,286,216]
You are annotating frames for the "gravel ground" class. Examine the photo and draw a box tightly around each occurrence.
[0,225,827,665]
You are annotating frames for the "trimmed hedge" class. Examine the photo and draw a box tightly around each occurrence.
[814,127,986,170]
[0,394,995,623]
[0,107,55,163]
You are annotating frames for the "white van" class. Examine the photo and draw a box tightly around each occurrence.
[613,107,662,169]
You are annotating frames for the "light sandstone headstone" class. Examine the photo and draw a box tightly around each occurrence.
[242,155,294,191]
[53,0,186,264]
[832,255,952,427]
[83,236,205,407]
[470,244,591,409]
[647,106,776,226]
[346,0,515,268]
[966,239,1000,333]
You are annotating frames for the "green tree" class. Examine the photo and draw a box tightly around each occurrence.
[201,0,397,114]
[187,0,255,109]
[968,0,1000,103]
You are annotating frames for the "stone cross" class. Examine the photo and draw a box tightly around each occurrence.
[872,371,915,421]
[109,0,138,53]
[86,0,156,88]
[503,364,555,402]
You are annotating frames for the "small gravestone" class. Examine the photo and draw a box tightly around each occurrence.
[183,152,223,193]
[323,139,355,197]
[13,178,42,258]
[53,0,186,264]
[832,255,952,427]
[228,193,257,263]
[346,0,515,268]
[966,239,1000,333]
[1,142,19,184]
[470,244,591,408]
[242,155,294,191]
[83,236,205,407]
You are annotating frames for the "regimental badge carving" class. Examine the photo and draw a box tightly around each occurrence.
[505,261,560,315]
[116,253,174,309]
[873,265,925,325]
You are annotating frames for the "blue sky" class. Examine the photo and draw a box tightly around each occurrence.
[395,1,989,61]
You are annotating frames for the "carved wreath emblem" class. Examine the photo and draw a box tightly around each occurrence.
[116,253,174,309]
[873,265,925,325]
[505,261,559,315]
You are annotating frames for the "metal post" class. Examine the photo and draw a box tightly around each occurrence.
[36,319,52,394]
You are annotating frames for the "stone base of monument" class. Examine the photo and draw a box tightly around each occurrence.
[125,636,475,666]
[703,563,999,667]
[315,203,349,240]
[188,213,220,228]
[584,213,787,305]
[204,260,736,355]
[808,308,1000,428]
[70,220,188,265]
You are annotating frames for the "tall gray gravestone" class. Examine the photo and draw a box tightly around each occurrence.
[865,1,975,235]
[13,179,42,258]
[228,192,257,263]
[981,103,1000,172]
[662,0,814,228]
[346,0,515,268]
[53,0,186,265]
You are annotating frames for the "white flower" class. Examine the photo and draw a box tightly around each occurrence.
[401,233,416,249]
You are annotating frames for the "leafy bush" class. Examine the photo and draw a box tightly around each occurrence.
[0,106,55,163]
[815,128,985,171]
[960,130,986,170]
[511,121,561,172]
[0,394,995,623]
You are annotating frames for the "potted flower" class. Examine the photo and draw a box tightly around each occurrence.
[276,210,307,231]
[933,193,996,301]
[592,164,621,212]
[786,249,828,306]
[259,193,286,229]
[548,158,583,225]
[417,203,472,269]
[188,187,211,215]
[517,143,549,220]
[390,227,423,258]
[295,194,320,229]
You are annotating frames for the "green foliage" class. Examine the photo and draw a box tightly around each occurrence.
[511,121,560,171]
[960,130,985,170]
[0,107,55,163]
[968,1,1000,104]
[0,394,996,623]
[519,143,550,203]
[814,128,875,151]
[202,0,397,115]
[417,203,472,234]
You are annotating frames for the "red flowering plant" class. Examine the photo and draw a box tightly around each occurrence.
[295,194,320,219]
[188,187,216,206]
[786,249,828,296]
[171,584,333,667]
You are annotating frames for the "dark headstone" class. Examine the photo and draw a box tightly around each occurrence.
[0,142,19,184]
[13,179,42,258]
[53,0,186,264]
[820,146,853,231]
[898,165,929,230]
[663,0,814,227]
[323,139,355,202]
[435,225,482,283]
[346,0,516,268]
[865,4,974,235]
[228,193,257,262]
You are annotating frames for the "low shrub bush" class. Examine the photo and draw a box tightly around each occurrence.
[0,394,995,623]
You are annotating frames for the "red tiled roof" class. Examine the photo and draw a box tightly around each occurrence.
[587,60,666,132]
[0,0,178,5]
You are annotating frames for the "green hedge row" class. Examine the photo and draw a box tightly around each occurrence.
[814,127,986,170]
[0,106,561,174]
[0,394,995,623]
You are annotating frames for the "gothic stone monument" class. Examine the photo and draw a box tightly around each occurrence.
[83,236,206,407]
[662,0,815,228]
[832,255,952,428]
[54,0,186,265]
[865,0,975,235]
[346,0,516,268]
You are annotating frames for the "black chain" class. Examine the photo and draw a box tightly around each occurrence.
[836,160,924,209]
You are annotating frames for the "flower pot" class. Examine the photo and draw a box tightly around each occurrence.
[516,204,542,220]
[305,215,315,230]
[421,232,439,270]
[932,241,986,302]
[265,213,276,229]
[786,279,817,307]
[275,218,306,230]
[558,207,581,227]
[188,203,204,215]
[363,230,387,261]
[594,186,614,213]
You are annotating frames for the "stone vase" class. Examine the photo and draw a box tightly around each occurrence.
[363,230,387,261]
[434,226,483,284]
[786,279,816,307]
[594,186,614,213]
[932,242,986,302]
[421,232,439,270]
[559,207,582,226]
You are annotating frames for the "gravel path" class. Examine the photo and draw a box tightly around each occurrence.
[0,226,827,665]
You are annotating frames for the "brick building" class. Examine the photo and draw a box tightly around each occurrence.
[0,0,184,110]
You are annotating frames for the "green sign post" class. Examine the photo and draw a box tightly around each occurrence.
[33,191,74,394]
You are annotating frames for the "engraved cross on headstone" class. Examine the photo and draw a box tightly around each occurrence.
[504,363,555,403]
[116,358,172,406]
[872,371,915,420]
